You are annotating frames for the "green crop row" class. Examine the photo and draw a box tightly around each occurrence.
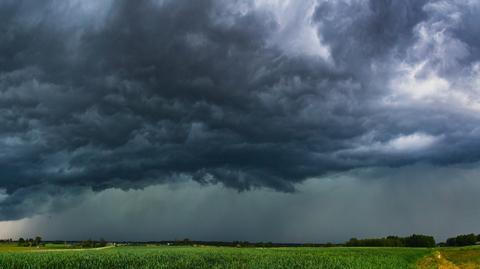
[0,246,431,269]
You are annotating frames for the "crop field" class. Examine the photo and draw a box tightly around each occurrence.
[0,245,438,269]
[440,246,480,268]
[0,244,479,268]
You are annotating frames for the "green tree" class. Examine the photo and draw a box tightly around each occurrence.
[34,236,42,246]
[346,238,359,246]
[17,238,25,246]
[404,234,435,248]
[446,234,477,246]
[446,237,456,246]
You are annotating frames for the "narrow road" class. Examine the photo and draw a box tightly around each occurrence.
[418,251,459,269]
[435,251,460,269]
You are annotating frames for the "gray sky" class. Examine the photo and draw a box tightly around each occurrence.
[1,0,480,242]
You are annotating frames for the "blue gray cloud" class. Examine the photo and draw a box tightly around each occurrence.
[0,0,480,221]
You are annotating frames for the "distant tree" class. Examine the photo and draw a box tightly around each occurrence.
[459,234,476,246]
[346,236,405,247]
[385,236,405,247]
[477,234,480,242]
[347,234,434,248]
[404,234,435,248]
[346,238,359,247]
[98,238,107,247]
[81,239,94,248]
[446,234,477,246]
[18,238,25,246]
[446,237,457,247]
[34,236,42,247]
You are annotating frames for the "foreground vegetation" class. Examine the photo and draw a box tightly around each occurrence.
[0,232,476,269]
[0,245,432,269]
[440,246,480,268]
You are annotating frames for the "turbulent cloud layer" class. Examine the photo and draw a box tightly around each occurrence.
[3,163,480,242]
[1,0,480,220]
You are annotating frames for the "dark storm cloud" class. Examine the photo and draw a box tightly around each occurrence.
[1,0,480,220]
[314,0,428,64]
[8,164,480,242]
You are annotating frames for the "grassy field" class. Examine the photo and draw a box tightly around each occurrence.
[0,244,479,268]
[440,246,480,269]
[0,245,433,269]
[0,243,79,252]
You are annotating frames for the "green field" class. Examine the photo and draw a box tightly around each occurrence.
[440,246,480,268]
[0,244,478,269]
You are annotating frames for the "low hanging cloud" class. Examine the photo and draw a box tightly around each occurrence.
[1,0,480,220]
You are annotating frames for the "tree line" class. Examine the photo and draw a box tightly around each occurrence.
[79,238,108,248]
[14,237,107,248]
[346,234,436,248]
[17,236,42,247]
[444,234,480,247]
[8,233,480,248]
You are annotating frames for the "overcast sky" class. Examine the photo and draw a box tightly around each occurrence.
[1,0,480,242]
